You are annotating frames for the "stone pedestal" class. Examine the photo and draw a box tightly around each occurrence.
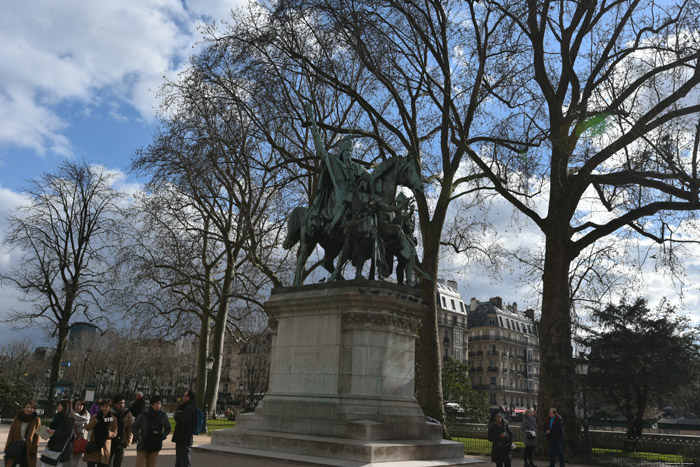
[203,281,467,464]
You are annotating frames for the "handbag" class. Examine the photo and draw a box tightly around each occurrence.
[525,430,536,439]
[73,436,88,454]
[40,433,70,466]
[6,439,25,458]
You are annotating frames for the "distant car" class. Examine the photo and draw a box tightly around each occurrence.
[444,402,465,417]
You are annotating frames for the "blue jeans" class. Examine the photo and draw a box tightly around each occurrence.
[549,438,565,467]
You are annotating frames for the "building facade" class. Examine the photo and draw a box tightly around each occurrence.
[436,279,469,364]
[467,297,539,411]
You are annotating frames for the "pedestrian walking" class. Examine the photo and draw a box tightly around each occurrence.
[109,395,133,467]
[521,409,538,467]
[172,390,198,467]
[41,399,74,467]
[68,398,90,467]
[131,396,170,467]
[488,411,513,467]
[4,400,41,467]
[82,398,117,467]
[545,408,565,467]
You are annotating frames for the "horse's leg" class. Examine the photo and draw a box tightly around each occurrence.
[329,237,351,282]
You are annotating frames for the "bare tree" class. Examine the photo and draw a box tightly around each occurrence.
[460,0,700,438]
[241,332,271,408]
[131,52,296,413]
[0,161,124,411]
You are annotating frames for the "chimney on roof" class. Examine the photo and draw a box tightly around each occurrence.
[490,296,503,308]
[470,297,478,311]
[525,308,535,321]
[447,279,458,290]
[512,301,518,313]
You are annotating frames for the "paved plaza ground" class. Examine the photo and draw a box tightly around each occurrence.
[1,423,601,467]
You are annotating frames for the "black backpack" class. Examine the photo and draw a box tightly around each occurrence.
[142,412,163,452]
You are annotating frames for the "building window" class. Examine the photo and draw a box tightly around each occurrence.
[460,302,464,312]
[441,296,447,308]
[451,299,456,310]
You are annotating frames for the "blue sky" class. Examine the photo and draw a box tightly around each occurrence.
[1,0,698,347]
[0,0,245,344]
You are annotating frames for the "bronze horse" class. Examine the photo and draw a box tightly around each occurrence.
[283,155,423,286]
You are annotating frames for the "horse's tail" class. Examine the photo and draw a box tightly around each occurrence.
[283,206,307,250]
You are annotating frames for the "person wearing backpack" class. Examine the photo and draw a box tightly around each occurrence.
[172,390,199,467]
[109,395,133,467]
[131,396,170,467]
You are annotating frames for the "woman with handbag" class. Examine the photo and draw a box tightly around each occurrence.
[81,399,117,467]
[40,400,74,467]
[521,409,538,467]
[68,399,90,467]
[488,411,514,467]
[4,400,41,467]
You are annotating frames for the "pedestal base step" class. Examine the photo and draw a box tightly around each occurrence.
[209,428,466,463]
[195,442,483,466]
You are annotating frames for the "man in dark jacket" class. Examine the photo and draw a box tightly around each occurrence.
[172,390,198,467]
[131,395,170,467]
[545,408,565,467]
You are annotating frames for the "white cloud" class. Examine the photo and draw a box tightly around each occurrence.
[0,0,245,158]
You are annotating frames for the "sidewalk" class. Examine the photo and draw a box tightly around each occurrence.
[0,424,598,467]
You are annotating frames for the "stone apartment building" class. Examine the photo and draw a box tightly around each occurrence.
[467,296,539,411]
[436,279,469,364]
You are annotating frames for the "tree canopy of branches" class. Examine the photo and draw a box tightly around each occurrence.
[585,297,700,441]
[0,160,124,411]
[130,37,297,412]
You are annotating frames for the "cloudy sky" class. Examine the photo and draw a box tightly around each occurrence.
[0,0,698,347]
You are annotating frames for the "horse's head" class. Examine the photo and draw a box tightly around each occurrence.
[396,156,424,195]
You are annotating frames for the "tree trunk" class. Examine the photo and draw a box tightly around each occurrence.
[417,222,446,430]
[196,314,210,406]
[47,323,70,417]
[537,228,576,449]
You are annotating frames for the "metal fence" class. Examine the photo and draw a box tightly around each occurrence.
[446,423,700,467]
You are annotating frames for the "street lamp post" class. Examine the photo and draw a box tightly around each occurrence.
[239,381,245,407]
[202,355,215,434]
[44,369,51,419]
[81,349,91,397]
[576,354,593,461]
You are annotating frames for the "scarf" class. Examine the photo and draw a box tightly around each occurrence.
[17,411,37,423]
[94,412,110,449]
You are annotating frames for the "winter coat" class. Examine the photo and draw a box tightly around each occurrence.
[131,408,170,452]
[4,412,41,467]
[546,415,564,442]
[112,408,134,448]
[172,401,197,445]
[81,413,118,465]
[488,420,513,463]
[46,412,74,463]
[521,415,538,447]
